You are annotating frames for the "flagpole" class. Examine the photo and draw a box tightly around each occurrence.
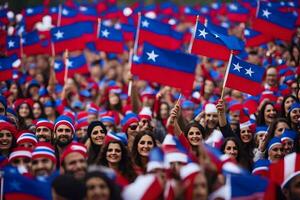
[96,18,101,38]
[19,32,24,58]
[63,49,69,83]
[127,49,133,96]
[221,51,234,99]
[204,17,208,27]
[133,12,141,55]
[188,15,199,54]
[256,0,260,18]
[57,4,62,27]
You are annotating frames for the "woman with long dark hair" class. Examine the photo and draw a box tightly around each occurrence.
[131,131,157,174]
[15,99,34,130]
[87,121,107,165]
[184,122,206,157]
[97,140,136,183]
[220,137,242,163]
[256,101,277,127]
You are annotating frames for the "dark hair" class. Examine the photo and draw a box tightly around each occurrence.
[52,174,86,200]
[256,101,276,126]
[16,102,34,130]
[98,140,136,182]
[106,93,122,113]
[184,122,206,142]
[85,171,122,200]
[33,100,46,119]
[7,81,24,99]
[87,121,107,164]
[263,118,290,152]
[157,101,170,121]
[280,95,297,118]
[286,101,300,132]
[131,130,157,171]
[220,137,241,162]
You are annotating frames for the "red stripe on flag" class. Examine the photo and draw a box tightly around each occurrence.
[53,39,86,54]
[191,40,231,61]
[5,193,43,200]
[132,64,195,91]
[252,18,295,41]
[139,30,182,50]
[225,74,263,96]
[0,70,13,81]
[96,39,124,54]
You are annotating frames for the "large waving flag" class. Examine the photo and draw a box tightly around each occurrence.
[54,54,89,83]
[3,166,52,200]
[132,43,197,91]
[50,22,93,53]
[244,27,272,47]
[226,3,250,23]
[23,6,45,31]
[96,23,124,54]
[223,54,265,96]
[252,2,297,41]
[138,16,183,50]
[0,55,20,81]
[191,22,244,61]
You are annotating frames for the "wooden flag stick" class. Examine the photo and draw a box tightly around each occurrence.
[220,51,234,99]
[127,49,133,96]
[57,4,62,27]
[188,15,199,54]
[63,49,69,83]
[175,93,182,106]
[96,18,101,38]
[133,12,141,55]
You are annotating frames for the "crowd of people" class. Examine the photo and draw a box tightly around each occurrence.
[1,0,300,200]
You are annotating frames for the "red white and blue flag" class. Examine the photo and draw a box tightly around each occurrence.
[244,27,272,47]
[132,43,197,91]
[96,23,124,54]
[0,55,20,81]
[191,22,244,61]
[224,54,265,96]
[252,2,297,41]
[139,16,183,50]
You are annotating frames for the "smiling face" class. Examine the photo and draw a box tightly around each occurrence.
[240,127,252,143]
[268,143,283,163]
[290,108,300,124]
[55,124,73,147]
[137,135,154,157]
[0,130,13,150]
[187,126,203,146]
[19,103,30,118]
[33,102,42,119]
[274,122,290,137]
[106,143,122,165]
[264,104,276,125]
[284,97,295,116]
[205,112,218,130]
[90,126,106,146]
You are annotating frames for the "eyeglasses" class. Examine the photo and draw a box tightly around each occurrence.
[129,125,138,130]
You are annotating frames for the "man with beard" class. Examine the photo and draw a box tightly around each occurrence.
[61,142,88,180]
[35,119,54,143]
[53,115,75,167]
[31,142,57,178]
[203,103,223,147]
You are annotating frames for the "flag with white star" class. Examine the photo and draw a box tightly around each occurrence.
[252,2,297,41]
[132,43,198,91]
[244,27,272,47]
[225,2,249,23]
[224,54,265,96]
[191,22,243,61]
[95,23,124,53]
[5,36,20,56]
[139,15,183,50]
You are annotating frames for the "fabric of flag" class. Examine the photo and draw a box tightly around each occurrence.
[139,16,183,50]
[226,3,249,23]
[23,6,45,31]
[0,9,9,25]
[6,36,20,56]
[252,3,297,41]
[224,55,265,96]
[54,54,89,83]
[50,22,90,53]
[49,5,78,26]
[210,173,269,200]
[117,23,136,42]
[191,22,243,61]
[132,43,197,91]
[3,166,52,200]
[95,23,124,54]
[0,55,19,81]
[22,31,43,56]
[244,28,272,47]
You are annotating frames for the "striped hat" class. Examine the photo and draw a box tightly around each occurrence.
[61,142,87,164]
[35,119,54,131]
[17,131,38,145]
[8,147,32,162]
[54,115,75,134]
[32,142,56,163]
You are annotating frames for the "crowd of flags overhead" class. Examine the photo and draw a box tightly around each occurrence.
[0,0,299,94]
